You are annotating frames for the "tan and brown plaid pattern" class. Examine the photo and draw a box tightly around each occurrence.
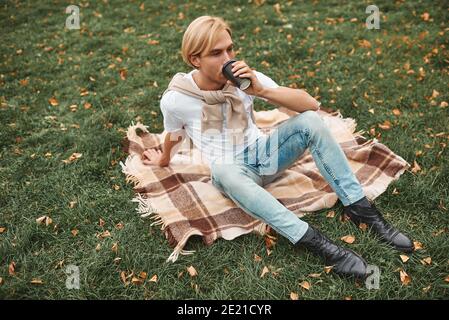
[121,107,410,262]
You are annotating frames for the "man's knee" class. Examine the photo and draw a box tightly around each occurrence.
[294,110,328,137]
[211,163,253,191]
[211,164,235,188]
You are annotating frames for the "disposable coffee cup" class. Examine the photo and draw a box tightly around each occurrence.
[222,59,251,90]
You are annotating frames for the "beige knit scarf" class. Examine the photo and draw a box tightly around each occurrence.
[162,72,256,136]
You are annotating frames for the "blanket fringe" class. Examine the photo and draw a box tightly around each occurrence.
[166,231,199,263]
[131,193,159,220]
[120,141,198,263]
[120,155,140,185]
[126,121,149,142]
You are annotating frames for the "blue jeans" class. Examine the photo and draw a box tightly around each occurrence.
[210,110,366,244]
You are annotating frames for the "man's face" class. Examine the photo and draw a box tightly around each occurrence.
[192,29,236,84]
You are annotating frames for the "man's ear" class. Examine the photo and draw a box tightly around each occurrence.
[190,55,200,69]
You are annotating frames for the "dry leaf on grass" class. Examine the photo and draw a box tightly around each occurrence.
[260,266,269,278]
[399,269,411,286]
[421,257,432,265]
[36,215,52,226]
[324,266,333,274]
[187,266,198,277]
[290,292,299,300]
[340,235,356,244]
[411,160,421,174]
[48,97,58,106]
[62,153,82,164]
[31,278,43,285]
[300,281,311,290]
[413,241,423,250]
[149,274,158,282]
[9,261,16,276]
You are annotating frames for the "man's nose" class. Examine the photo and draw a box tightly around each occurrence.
[223,51,232,64]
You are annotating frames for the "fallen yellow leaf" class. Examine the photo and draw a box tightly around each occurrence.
[411,160,421,174]
[139,272,147,280]
[187,266,198,277]
[378,120,392,130]
[413,241,423,250]
[421,12,430,21]
[400,255,410,263]
[399,269,411,286]
[119,69,127,81]
[308,273,322,278]
[300,281,311,290]
[260,266,269,278]
[36,215,52,226]
[340,235,356,244]
[62,152,82,164]
[324,266,333,274]
[9,261,16,276]
[98,230,111,239]
[149,274,158,282]
[358,39,371,48]
[120,271,127,285]
[71,229,79,237]
[31,278,43,285]
[326,211,335,218]
[48,97,58,106]
[131,276,144,285]
[115,222,124,230]
[290,292,299,300]
[273,3,282,15]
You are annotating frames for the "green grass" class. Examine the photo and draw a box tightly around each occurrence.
[1,0,448,299]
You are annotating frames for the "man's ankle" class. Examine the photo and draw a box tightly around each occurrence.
[347,196,371,208]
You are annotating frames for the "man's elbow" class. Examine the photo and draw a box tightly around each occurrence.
[298,89,320,111]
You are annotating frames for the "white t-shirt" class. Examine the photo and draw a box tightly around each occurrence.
[160,70,280,166]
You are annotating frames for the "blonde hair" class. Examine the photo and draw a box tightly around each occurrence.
[181,16,232,69]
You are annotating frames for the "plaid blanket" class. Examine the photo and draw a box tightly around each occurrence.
[120,107,410,262]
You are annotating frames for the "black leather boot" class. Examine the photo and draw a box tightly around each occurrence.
[296,225,367,279]
[343,197,414,253]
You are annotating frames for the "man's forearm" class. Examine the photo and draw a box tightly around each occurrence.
[258,86,321,113]
[160,131,184,166]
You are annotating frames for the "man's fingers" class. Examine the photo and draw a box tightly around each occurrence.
[239,73,253,79]
[142,148,162,162]
[142,151,150,160]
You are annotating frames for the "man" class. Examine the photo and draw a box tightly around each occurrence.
[142,16,414,279]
